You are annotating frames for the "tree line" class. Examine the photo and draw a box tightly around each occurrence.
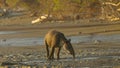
[0,0,120,21]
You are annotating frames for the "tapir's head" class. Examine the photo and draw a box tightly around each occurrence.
[63,39,75,59]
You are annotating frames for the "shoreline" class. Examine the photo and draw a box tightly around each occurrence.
[0,21,120,39]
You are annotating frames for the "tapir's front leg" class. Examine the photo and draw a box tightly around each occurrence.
[56,47,61,60]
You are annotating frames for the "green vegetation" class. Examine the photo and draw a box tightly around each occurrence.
[1,0,119,11]
[0,0,120,21]
[4,0,100,12]
[6,0,19,7]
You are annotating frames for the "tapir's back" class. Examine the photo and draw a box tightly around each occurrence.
[44,30,64,47]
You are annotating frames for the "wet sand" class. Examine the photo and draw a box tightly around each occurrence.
[0,18,120,67]
[0,43,119,68]
[0,21,120,39]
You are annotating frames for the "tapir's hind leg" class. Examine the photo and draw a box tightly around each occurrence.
[45,40,49,59]
[49,47,55,59]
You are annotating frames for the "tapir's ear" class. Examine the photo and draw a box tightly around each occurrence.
[68,39,71,42]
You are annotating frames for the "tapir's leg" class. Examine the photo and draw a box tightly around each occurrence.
[49,47,55,59]
[56,47,61,60]
[45,40,49,59]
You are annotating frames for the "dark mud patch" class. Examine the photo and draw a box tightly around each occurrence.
[0,44,119,68]
[1,56,120,68]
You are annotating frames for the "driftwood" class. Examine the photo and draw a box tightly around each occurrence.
[100,1,120,21]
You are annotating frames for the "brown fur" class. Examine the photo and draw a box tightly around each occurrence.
[44,30,75,60]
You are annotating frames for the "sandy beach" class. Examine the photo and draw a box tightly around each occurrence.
[0,16,120,67]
